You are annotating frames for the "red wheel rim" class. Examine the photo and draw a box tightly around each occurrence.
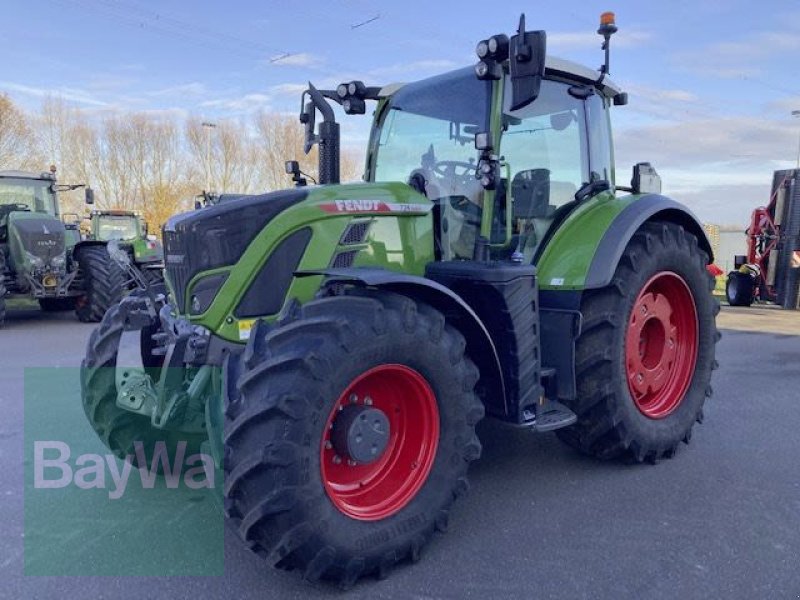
[625,272,698,419]
[321,364,439,521]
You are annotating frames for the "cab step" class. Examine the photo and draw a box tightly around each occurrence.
[533,398,577,433]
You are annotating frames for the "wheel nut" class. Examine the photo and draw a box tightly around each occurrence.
[347,459,357,466]
[349,393,358,404]
[364,396,373,406]
[332,455,342,464]
[637,374,644,383]
[325,441,332,450]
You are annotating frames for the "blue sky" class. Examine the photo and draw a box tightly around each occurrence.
[2,0,800,225]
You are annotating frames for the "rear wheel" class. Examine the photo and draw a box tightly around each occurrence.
[556,222,719,462]
[74,245,124,323]
[224,290,483,586]
[726,271,754,306]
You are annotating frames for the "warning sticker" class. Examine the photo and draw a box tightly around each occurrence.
[238,319,257,340]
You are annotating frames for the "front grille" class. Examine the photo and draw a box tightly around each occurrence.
[164,230,191,311]
[162,187,308,314]
[331,249,359,268]
[340,220,371,245]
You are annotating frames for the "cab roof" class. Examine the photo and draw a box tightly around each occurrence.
[379,55,622,100]
[0,170,56,181]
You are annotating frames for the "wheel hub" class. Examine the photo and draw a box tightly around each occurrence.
[625,271,699,419]
[330,405,391,464]
[320,364,440,521]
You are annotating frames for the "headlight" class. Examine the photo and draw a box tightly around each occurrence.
[50,253,67,269]
[25,252,44,269]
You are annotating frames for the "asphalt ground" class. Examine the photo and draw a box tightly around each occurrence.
[1,301,799,599]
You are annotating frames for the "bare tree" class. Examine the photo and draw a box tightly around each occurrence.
[0,94,40,169]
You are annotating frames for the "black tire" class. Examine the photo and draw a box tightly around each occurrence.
[556,222,720,462]
[726,271,754,307]
[39,297,76,312]
[74,245,124,323]
[224,290,484,586]
[81,301,206,467]
[0,252,6,328]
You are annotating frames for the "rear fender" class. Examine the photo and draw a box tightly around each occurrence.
[297,267,509,419]
[536,193,713,291]
[585,196,713,289]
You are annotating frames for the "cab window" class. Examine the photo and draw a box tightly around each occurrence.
[497,79,610,261]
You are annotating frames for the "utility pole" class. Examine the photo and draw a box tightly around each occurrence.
[793,110,800,169]
[202,121,217,191]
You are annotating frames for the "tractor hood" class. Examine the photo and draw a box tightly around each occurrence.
[163,187,309,310]
[7,211,67,274]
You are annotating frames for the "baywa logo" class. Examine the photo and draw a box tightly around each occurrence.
[33,440,215,499]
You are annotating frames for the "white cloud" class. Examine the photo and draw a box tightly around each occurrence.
[268,53,324,67]
[616,117,797,171]
[268,83,309,98]
[0,81,107,106]
[147,82,207,97]
[548,29,652,51]
[368,59,458,79]
[200,93,272,112]
[674,28,800,80]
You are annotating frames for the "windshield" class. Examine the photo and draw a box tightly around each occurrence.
[372,68,491,259]
[97,216,139,241]
[0,178,58,215]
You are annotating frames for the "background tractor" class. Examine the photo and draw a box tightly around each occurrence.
[85,209,163,285]
[0,169,123,325]
[81,12,719,586]
[725,169,800,309]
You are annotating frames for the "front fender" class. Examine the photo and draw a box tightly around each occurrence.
[297,267,509,420]
[536,192,712,291]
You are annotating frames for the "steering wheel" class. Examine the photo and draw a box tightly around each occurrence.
[432,160,476,182]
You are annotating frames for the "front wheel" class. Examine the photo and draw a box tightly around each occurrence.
[223,290,483,586]
[0,252,7,327]
[81,301,206,466]
[556,222,719,462]
[74,245,124,323]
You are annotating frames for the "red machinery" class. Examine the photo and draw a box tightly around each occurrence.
[726,169,800,308]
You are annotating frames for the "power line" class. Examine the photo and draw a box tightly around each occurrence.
[351,14,380,29]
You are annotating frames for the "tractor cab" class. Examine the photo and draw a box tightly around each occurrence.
[365,63,620,263]
[90,210,144,242]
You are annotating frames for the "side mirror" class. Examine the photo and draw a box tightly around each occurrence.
[631,162,662,195]
[85,187,95,204]
[300,102,316,154]
[509,15,546,111]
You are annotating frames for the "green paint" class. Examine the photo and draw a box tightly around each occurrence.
[536,191,642,290]
[479,79,504,240]
[183,182,433,342]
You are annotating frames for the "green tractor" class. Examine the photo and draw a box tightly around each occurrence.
[81,13,719,585]
[0,169,123,325]
[86,209,163,285]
